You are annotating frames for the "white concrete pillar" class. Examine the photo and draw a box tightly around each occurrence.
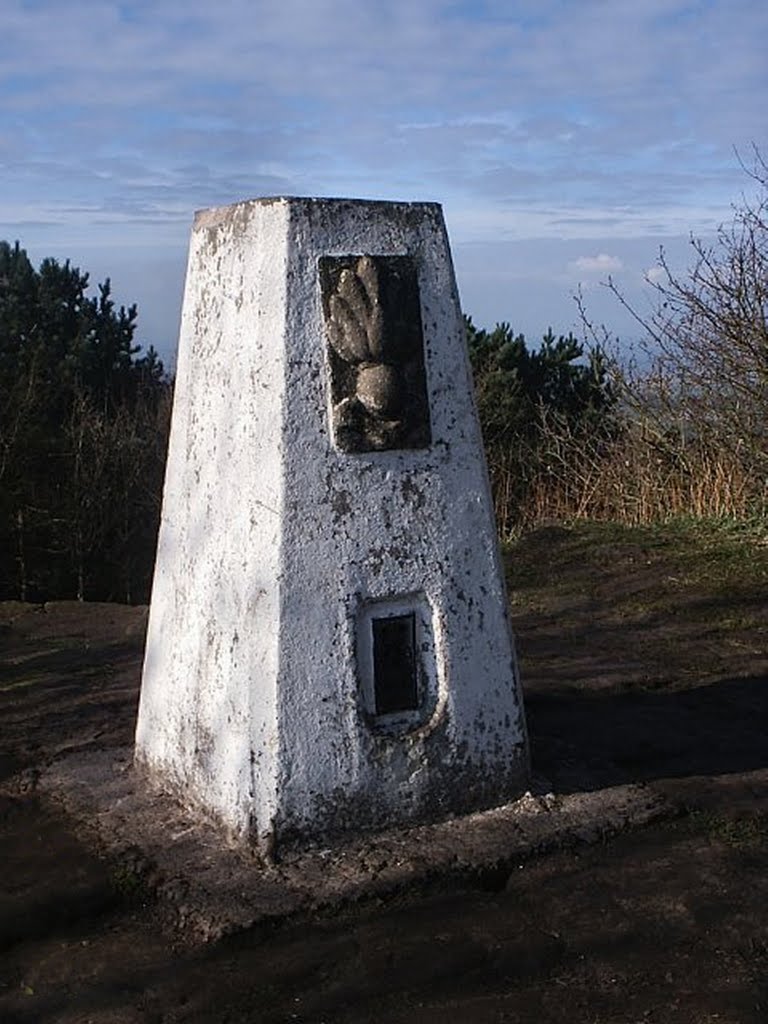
[135,197,528,853]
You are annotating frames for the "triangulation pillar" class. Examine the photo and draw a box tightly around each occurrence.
[135,197,528,853]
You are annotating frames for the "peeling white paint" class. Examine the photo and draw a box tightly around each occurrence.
[135,197,529,853]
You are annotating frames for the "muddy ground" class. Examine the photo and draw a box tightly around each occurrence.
[1,519,767,1023]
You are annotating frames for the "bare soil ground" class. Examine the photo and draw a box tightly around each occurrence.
[1,519,768,1023]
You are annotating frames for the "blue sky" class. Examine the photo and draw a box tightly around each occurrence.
[2,0,766,366]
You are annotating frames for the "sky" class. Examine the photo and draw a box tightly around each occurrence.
[2,0,766,368]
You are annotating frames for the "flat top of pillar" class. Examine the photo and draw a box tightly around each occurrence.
[193,196,443,231]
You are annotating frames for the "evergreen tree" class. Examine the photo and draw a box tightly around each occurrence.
[465,316,617,534]
[0,241,170,602]
[466,317,614,439]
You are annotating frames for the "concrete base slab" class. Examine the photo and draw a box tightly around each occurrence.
[39,748,674,944]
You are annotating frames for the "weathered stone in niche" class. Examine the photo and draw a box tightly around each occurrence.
[319,254,432,453]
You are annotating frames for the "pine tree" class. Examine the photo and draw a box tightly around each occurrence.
[0,241,170,601]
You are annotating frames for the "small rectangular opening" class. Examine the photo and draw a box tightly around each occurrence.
[372,613,419,714]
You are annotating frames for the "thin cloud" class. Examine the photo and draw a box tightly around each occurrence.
[570,254,625,274]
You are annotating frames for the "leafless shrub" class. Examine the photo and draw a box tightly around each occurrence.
[494,148,768,535]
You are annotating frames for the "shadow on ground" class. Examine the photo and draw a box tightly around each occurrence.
[526,672,768,794]
[1,521,767,1023]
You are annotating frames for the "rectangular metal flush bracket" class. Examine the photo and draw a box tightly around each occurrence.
[371,612,419,714]
[357,594,439,732]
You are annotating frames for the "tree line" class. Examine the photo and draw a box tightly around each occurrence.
[466,320,618,536]
[0,235,612,603]
[2,150,765,601]
[0,241,171,603]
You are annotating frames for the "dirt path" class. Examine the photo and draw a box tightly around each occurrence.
[1,521,767,1023]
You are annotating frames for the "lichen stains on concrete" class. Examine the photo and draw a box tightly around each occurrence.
[400,473,427,508]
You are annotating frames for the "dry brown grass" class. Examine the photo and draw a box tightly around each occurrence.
[488,412,765,539]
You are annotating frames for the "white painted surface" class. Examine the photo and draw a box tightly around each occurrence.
[135,197,528,852]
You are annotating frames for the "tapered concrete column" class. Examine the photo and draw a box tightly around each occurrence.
[135,197,528,853]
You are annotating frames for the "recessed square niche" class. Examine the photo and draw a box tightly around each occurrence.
[319,254,432,453]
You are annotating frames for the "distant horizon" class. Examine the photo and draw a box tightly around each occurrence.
[10,216,722,371]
